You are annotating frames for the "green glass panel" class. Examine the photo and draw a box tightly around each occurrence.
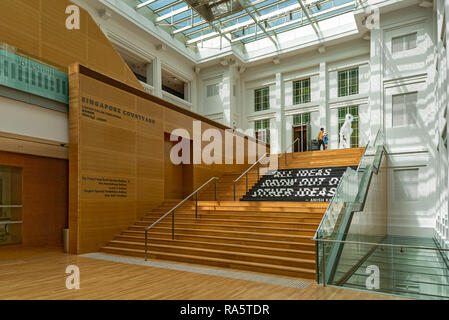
[0,49,68,104]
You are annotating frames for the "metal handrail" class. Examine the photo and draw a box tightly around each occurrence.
[233,153,268,183]
[281,137,300,155]
[279,137,300,167]
[232,136,304,201]
[312,138,371,241]
[144,176,219,261]
[312,166,350,241]
[233,153,268,201]
[312,238,449,252]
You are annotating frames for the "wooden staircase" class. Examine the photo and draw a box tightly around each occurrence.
[278,148,365,169]
[199,171,260,201]
[101,201,326,279]
[100,148,365,280]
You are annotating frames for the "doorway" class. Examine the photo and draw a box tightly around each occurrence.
[0,165,23,246]
[164,133,193,200]
[292,113,311,152]
[293,125,309,152]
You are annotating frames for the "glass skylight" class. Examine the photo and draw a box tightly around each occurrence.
[129,0,358,46]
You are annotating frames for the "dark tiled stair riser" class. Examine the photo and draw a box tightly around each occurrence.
[242,166,356,202]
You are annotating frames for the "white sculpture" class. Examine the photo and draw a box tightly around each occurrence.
[339,114,354,149]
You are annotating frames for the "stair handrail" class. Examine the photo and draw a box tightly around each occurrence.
[144,176,219,261]
[233,153,268,201]
[313,130,386,285]
[312,136,372,242]
[232,136,304,201]
[279,137,300,167]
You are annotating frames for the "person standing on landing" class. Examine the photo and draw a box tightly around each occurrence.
[324,132,328,150]
[318,128,325,151]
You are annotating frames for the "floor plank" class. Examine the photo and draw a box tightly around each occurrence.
[0,246,404,300]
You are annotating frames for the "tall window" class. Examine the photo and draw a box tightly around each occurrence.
[392,92,418,128]
[293,113,310,126]
[293,78,311,105]
[392,33,417,53]
[206,83,219,97]
[338,68,359,97]
[254,87,270,112]
[338,106,359,148]
[254,119,270,144]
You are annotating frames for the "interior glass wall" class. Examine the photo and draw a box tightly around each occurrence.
[0,165,23,246]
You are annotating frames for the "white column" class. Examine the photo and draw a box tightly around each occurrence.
[319,62,328,138]
[147,57,162,98]
[222,67,232,127]
[273,72,284,154]
[191,73,199,113]
[229,65,238,129]
[369,28,383,139]
[184,83,190,102]
[444,0,449,249]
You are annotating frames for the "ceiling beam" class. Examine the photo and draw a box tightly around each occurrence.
[238,0,279,50]
[155,5,189,22]
[296,0,321,39]
[182,2,235,48]
[136,0,158,10]
[174,0,293,37]
[153,0,184,14]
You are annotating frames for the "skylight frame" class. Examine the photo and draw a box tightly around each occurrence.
[130,0,357,46]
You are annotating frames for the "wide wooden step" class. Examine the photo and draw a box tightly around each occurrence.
[123,228,314,243]
[196,201,328,208]
[105,240,315,269]
[119,231,315,251]
[144,212,322,223]
[100,246,315,279]
[195,206,326,213]
[137,217,318,229]
[111,235,315,259]
[130,223,316,236]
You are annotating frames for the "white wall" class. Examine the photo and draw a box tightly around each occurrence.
[240,39,370,153]
[0,96,69,143]
[77,0,444,239]
[434,0,449,255]
[370,5,437,237]
[78,0,198,111]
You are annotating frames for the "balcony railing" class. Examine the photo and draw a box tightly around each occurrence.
[0,44,69,104]
[162,90,192,110]
[139,81,192,110]
[139,81,154,95]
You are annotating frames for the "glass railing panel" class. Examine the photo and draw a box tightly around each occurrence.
[0,42,68,104]
[316,166,357,239]
[321,238,449,300]
[316,129,449,299]
[315,129,386,284]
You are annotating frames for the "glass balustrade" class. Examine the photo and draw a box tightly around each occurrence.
[315,130,449,299]
[0,41,69,104]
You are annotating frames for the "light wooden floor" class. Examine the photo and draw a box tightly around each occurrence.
[0,246,403,300]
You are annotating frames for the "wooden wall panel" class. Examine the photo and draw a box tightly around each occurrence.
[0,0,142,91]
[69,65,268,254]
[0,151,68,247]
[1,0,270,254]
